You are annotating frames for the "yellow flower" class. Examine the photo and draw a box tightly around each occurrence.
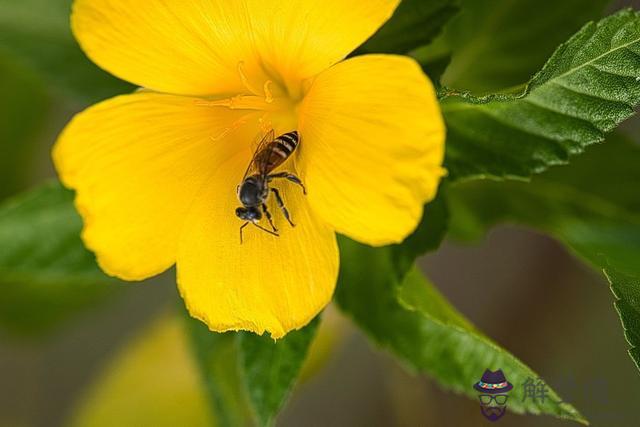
[53,0,445,338]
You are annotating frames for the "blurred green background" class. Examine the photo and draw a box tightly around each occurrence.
[1,0,640,426]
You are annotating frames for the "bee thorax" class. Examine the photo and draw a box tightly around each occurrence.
[238,177,266,207]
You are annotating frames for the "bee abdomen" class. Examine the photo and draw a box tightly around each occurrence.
[273,131,299,158]
[255,131,300,172]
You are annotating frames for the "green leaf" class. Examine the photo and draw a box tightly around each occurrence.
[0,55,49,200]
[357,0,458,55]
[391,189,448,278]
[448,133,640,371]
[335,192,582,422]
[411,35,452,85]
[0,181,117,335]
[429,0,610,92]
[238,318,320,426]
[396,266,475,332]
[335,243,585,423]
[442,9,640,181]
[607,268,640,371]
[184,315,252,427]
[0,0,132,102]
[184,311,320,427]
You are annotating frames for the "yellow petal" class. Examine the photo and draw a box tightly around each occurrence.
[298,55,446,246]
[177,153,339,339]
[53,92,254,280]
[70,314,213,427]
[71,0,400,96]
[248,0,400,89]
[71,0,258,95]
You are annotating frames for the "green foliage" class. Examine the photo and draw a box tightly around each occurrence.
[448,134,640,371]
[354,0,459,82]
[335,193,583,422]
[185,312,319,427]
[607,269,640,370]
[238,319,319,426]
[391,189,449,278]
[0,0,129,333]
[335,244,585,423]
[0,56,49,200]
[429,0,610,93]
[0,0,132,102]
[358,0,458,54]
[184,317,252,427]
[442,9,640,181]
[0,181,117,335]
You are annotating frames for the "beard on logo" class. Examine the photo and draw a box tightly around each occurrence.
[481,405,506,422]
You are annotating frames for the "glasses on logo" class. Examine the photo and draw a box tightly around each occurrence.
[478,394,509,405]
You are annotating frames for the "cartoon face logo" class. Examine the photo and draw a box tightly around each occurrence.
[473,369,513,422]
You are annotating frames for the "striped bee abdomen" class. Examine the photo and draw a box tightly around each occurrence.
[259,131,300,172]
[273,131,299,157]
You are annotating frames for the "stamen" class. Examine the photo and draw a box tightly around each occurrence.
[195,95,272,111]
[195,98,234,108]
[237,61,262,96]
[210,113,251,141]
[193,63,287,112]
[263,80,274,103]
[258,113,273,133]
[195,92,292,112]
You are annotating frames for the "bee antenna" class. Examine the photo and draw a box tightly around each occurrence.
[252,222,279,237]
[238,222,279,244]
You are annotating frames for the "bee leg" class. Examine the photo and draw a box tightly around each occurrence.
[271,188,295,227]
[268,172,306,195]
[239,222,249,244]
[261,203,278,232]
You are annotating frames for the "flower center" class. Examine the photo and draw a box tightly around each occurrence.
[197,61,300,140]
[198,62,297,111]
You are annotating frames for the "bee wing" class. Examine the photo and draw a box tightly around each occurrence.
[242,128,275,180]
[251,128,275,151]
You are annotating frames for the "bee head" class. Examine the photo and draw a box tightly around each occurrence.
[235,206,262,222]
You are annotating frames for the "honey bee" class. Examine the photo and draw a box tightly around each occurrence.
[235,129,306,243]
